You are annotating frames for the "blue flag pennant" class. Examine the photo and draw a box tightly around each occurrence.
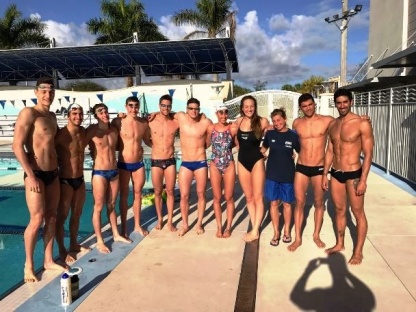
[168,89,175,97]
[31,98,37,105]
[0,100,5,109]
[96,94,103,102]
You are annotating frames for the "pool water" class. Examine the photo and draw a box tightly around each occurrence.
[0,155,182,298]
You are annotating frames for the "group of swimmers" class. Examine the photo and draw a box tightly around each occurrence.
[12,77,374,283]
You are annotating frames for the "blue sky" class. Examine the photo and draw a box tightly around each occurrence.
[0,0,371,89]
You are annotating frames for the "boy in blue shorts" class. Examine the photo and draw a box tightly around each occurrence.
[261,108,300,246]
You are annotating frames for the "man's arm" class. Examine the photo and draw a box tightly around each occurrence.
[143,123,152,147]
[12,108,35,176]
[356,120,374,196]
[204,119,214,149]
[321,133,334,191]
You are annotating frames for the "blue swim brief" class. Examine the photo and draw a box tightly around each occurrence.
[180,160,208,172]
[92,169,119,181]
[117,161,144,172]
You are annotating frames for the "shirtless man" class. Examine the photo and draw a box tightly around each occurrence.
[55,103,91,263]
[148,94,179,231]
[111,96,152,237]
[322,88,374,265]
[86,103,131,253]
[176,98,213,236]
[288,94,333,252]
[12,77,67,282]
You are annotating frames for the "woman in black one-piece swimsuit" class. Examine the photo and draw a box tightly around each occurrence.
[236,95,269,242]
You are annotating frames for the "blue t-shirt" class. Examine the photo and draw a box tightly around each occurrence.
[263,129,300,183]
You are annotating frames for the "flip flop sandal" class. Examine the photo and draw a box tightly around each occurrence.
[282,235,292,243]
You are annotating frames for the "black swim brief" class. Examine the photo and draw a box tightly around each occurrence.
[330,168,362,183]
[24,168,58,186]
[295,164,324,177]
[151,158,176,170]
[59,176,85,191]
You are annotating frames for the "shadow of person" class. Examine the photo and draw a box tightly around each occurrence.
[290,253,376,312]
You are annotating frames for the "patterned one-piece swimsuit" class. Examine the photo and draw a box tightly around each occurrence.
[210,127,233,174]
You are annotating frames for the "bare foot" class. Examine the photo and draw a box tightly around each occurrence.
[155,220,163,230]
[243,231,259,242]
[114,235,132,243]
[288,240,302,252]
[134,226,149,237]
[69,245,92,253]
[44,261,68,271]
[64,253,76,264]
[178,226,189,236]
[348,253,363,265]
[325,244,345,254]
[195,226,205,235]
[24,266,39,283]
[96,242,110,254]
[216,229,223,238]
[222,229,232,238]
[167,223,177,232]
[313,236,326,248]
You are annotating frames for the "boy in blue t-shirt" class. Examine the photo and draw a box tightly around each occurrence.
[261,108,300,246]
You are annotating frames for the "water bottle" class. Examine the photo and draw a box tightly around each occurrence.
[61,273,72,306]
[71,274,79,299]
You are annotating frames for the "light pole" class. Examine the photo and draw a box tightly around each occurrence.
[324,1,362,87]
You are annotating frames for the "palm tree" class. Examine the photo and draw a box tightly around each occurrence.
[0,4,48,85]
[172,0,237,82]
[86,0,167,86]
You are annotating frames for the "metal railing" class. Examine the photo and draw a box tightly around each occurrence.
[332,85,416,186]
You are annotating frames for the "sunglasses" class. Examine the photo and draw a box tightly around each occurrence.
[187,107,200,111]
[127,104,139,109]
[160,104,172,108]
[217,110,229,115]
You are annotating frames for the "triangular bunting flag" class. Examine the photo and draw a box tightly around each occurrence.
[96,94,103,102]
[168,89,175,97]
[32,98,37,104]
[22,100,26,107]
[131,91,138,97]
[0,100,5,109]
[64,96,70,103]
[58,98,62,105]
[10,100,15,106]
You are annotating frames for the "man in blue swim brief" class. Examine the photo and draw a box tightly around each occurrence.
[86,103,131,254]
[174,98,213,236]
[111,96,152,238]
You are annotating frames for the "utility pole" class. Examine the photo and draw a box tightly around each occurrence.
[325,1,363,87]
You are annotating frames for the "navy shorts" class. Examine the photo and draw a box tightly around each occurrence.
[264,179,294,203]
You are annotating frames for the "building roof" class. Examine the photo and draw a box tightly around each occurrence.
[0,38,238,82]
[344,75,416,92]
[371,45,416,69]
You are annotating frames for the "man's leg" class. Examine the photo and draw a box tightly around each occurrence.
[131,167,148,236]
[68,183,90,255]
[346,179,367,265]
[288,172,309,251]
[194,167,208,234]
[222,161,236,238]
[107,177,131,243]
[151,166,165,230]
[43,178,66,270]
[23,180,45,282]
[310,175,326,248]
[92,175,110,253]
[177,166,194,236]
[326,178,347,254]
[118,169,131,237]
[209,164,224,238]
[164,165,177,232]
[56,183,75,263]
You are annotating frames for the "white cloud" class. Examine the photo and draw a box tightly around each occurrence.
[32,7,368,90]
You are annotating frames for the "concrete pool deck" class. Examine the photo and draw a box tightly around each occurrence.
[0,166,415,311]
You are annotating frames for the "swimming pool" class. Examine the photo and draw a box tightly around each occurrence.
[0,155,182,299]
